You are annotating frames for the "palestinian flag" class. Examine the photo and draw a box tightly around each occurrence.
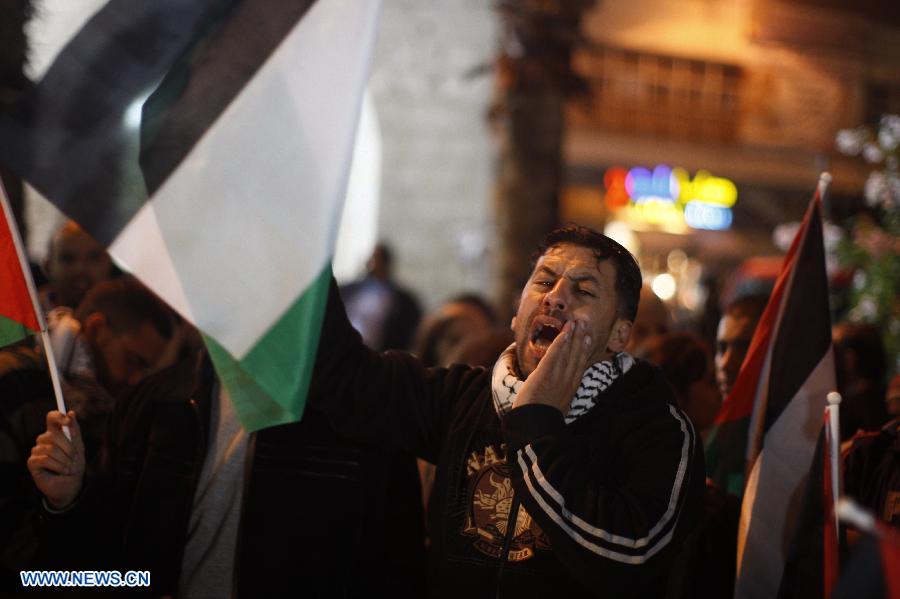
[732,178,837,599]
[0,184,41,347]
[775,409,841,599]
[704,184,822,497]
[0,0,380,431]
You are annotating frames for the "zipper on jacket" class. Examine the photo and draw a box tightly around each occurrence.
[495,494,521,599]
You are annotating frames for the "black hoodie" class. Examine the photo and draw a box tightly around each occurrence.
[311,278,705,598]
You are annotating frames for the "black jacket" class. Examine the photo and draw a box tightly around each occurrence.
[38,354,425,598]
[311,278,705,598]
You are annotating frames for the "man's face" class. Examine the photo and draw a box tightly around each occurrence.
[46,226,113,307]
[511,243,630,378]
[715,312,757,400]
[88,320,169,397]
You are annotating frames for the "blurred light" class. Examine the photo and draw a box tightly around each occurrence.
[686,170,737,207]
[666,249,687,273]
[124,90,156,130]
[124,97,145,129]
[603,167,630,208]
[652,273,677,301]
[603,165,737,231]
[604,220,640,255]
[684,201,732,230]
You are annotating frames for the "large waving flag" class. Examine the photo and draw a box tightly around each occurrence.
[0,0,381,431]
[733,175,838,598]
[0,185,41,347]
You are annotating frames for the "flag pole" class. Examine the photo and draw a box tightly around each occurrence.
[0,181,70,439]
[827,391,842,535]
[817,171,832,202]
[819,171,838,540]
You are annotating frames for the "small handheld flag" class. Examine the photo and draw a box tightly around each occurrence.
[0,179,69,436]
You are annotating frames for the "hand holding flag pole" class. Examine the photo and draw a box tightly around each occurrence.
[0,180,70,439]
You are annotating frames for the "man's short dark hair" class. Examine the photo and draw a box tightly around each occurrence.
[531,224,642,321]
[723,294,768,323]
[75,277,174,339]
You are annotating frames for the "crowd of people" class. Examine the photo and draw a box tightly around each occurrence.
[1,221,897,597]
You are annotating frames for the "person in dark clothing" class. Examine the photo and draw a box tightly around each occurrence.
[833,321,890,440]
[844,418,900,528]
[310,225,705,598]
[340,242,423,351]
[1,278,179,591]
[28,352,425,598]
[640,332,720,435]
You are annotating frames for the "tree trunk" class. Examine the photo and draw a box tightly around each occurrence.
[494,86,564,320]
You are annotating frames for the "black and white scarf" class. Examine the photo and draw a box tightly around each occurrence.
[491,344,634,424]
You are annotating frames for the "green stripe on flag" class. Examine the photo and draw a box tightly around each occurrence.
[0,314,34,349]
[204,265,331,432]
[704,415,750,496]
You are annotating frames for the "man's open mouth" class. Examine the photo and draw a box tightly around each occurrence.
[529,317,564,351]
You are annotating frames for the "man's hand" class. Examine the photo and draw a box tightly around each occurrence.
[27,411,85,511]
[512,320,594,414]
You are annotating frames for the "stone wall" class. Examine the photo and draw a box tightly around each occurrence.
[367,0,497,312]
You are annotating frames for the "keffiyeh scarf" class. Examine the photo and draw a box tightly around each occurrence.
[491,344,634,424]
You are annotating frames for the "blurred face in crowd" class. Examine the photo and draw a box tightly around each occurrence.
[433,303,493,366]
[83,315,170,397]
[626,287,670,354]
[715,311,757,400]
[45,223,114,308]
[511,243,632,378]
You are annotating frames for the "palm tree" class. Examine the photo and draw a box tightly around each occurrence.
[491,0,596,318]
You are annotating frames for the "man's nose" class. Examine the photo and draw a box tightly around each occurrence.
[721,346,741,376]
[543,281,569,312]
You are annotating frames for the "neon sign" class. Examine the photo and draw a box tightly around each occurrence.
[603,165,737,231]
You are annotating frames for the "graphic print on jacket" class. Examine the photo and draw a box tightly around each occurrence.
[462,443,550,561]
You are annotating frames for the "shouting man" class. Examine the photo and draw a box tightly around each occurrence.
[310,225,704,597]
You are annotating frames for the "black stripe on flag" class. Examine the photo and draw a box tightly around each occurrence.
[140,0,317,194]
[0,0,224,244]
[764,201,832,433]
[0,0,316,245]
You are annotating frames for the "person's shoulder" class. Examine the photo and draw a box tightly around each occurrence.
[608,359,695,438]
[617,358,678,407]
[439,361,491,394]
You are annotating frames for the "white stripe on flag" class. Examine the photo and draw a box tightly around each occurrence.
[734,347,836,599]
[110,0,380,357]
[109,200,196,324]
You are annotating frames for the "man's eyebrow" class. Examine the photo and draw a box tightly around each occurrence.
[535,266,558,278]
[567,272,599,285]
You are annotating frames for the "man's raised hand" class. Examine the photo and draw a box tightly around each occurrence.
[512,320,594,414]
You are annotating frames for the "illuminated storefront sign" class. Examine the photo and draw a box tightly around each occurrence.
[603,165,737,231]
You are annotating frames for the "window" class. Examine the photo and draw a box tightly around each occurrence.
[570,46,743,143]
